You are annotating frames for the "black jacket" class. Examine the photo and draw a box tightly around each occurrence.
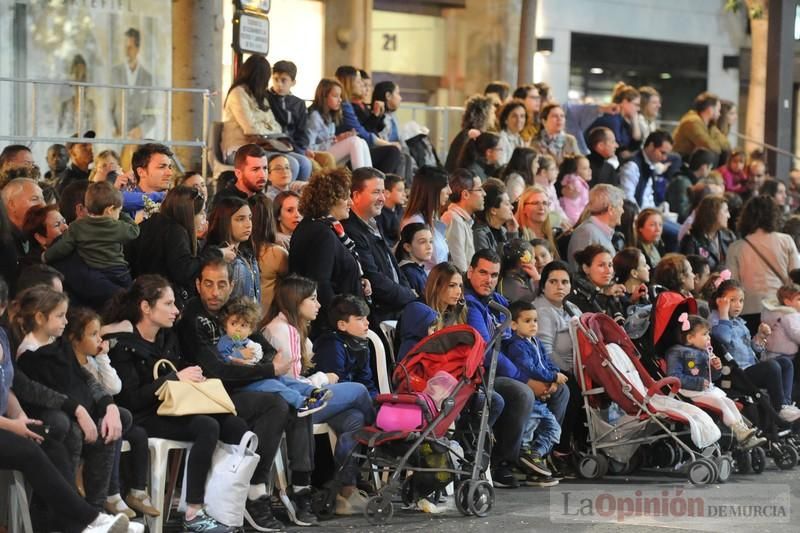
[341,214,416,321]
[588,151,618,187]
[567,274,625,323]
[678,229,736,272]
[107,328,184,420]
[352,101,385,135]
[176,297,277,389]
[126,213,220,306]
[267,90,311,153]
[18,338,113,419]
[289,217,363,313]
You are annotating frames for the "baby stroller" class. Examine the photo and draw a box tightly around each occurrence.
[353,301,510,525]
[573,312,730,485]
[649,291,797,473]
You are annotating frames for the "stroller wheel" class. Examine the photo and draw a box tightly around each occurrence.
[455,482,472,516]
[774,444,798,470]
[364,495,394,525]
[733,449,751,474]
[578,455,608,480]
[687,458,717,486]
[466,480,495,517]
[713,455,733,482]
[750,447,767,474]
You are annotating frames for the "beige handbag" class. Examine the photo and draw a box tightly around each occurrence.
[153,359,237,416]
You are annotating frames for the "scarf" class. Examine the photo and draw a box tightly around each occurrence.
[318,215,364,277]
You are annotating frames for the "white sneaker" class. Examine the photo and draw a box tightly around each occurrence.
[785,403,800,414]
[82,513,129,533]
[779,406,800,422]
[732,421,756,443]
[334,490,369,515]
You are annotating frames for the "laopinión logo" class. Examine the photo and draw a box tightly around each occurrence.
[550,484,790,525]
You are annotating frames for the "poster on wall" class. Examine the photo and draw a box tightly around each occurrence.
[0,0,172,147]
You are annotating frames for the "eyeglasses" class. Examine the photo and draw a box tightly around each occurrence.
[269,165,291,172]
[524,200,550,208]
[468,188,484,193]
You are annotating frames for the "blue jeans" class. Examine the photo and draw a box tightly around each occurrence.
[312,382,375,486]
[493,377,535,464]
[242,376,315,409]
[522,401,561,457]
[547,383,569,425]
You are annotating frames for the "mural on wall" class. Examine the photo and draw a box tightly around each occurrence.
[0,0,172,144]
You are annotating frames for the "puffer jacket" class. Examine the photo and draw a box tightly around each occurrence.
[761,298,800,359]
[502,333,559,384]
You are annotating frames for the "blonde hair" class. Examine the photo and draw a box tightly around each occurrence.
[88,150,121,182]
[515,185,557,254]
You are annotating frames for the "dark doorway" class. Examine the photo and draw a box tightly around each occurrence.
[569,32,708,123]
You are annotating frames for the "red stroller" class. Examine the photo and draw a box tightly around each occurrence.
[573,312,729,485]
[354,302,510,525]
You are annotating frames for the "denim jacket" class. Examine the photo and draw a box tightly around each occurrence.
[666,344,721,391]
[709,311,764,370]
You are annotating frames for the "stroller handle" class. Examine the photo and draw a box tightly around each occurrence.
[488,300,512,335]
[646,376,681,399]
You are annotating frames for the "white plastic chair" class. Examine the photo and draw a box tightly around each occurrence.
[367,329,392,395]
[7,471,32,533]
[147,438,193,533]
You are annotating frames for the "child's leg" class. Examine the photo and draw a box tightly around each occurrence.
[311,382,374,424]
[82,409,132,507]
[694,388,743,427]
[278,376,317,397]
[242,378,306,409]
[521,411,539,449]
[777,356,795,404]
[530,403,561,458]
[546,383,570,425]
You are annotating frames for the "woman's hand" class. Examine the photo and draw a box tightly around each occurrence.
[372,100,385,116]
[112,171,134,190]
[505,216,520,234]
[467,128,481,140]
[326,373,340,384]
[177,366,205,383]
[604,284,626,297]
[75,405,98,443]
[101,404,123,444]
[6,416,44,443]
[220,244,237,263]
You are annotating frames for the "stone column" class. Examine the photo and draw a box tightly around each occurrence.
[171,0,225,171]
[324,0,373,75]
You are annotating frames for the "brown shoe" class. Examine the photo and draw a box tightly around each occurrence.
[125,493,161,517]
[104,498,136,519]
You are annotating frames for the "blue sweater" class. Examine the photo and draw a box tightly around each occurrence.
[709,312,764,370]
[338,101,376,147]
[502,333,560,384]
[464,288,523,380]
[665,344,721,391]
[313,330,378,398]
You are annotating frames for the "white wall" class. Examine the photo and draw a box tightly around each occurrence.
[534,0,746,106]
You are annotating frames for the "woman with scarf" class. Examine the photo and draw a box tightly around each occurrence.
[531,103,579,166]
[288,168,371,337]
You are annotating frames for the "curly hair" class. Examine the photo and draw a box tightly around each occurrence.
[461,94,494,130]
[298,168,352,219]
[738,195,780,236]
[498,100,527,131]
[219,297,262,332]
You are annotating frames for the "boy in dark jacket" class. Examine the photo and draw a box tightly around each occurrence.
[375,173,405,248]
[313,295,378,398]
[502,300,566,485]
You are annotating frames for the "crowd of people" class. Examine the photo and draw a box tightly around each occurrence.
[1,57,800,533]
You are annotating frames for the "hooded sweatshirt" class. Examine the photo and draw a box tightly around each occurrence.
[761,298,800,359]
[397,301,438,362]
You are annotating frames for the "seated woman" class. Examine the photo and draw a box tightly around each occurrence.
[456,132,504,181]
[635,208,665,268]
[652,253,696,297]
[371,80,417,183]
[515,185,559,255]
[613,247,651,311]
[679,195,734,272]
[444,94,495,172]
[221,55,311,181]
[106,275,248,532]
[397,261,467,359]
[473,178,518,256]
[400,166,450,271]
[206,197,261,303]
[567,244,626,323]
[531,103,579,166]
[532,261,580,474]
[500,147,537,204]
[497,100,528,167]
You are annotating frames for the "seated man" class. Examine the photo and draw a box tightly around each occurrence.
[341,167,416,324]
[566,184,625,268]
[463,248,544,488]
[176,255,317,528]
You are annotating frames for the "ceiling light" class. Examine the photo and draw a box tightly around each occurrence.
[659,72,672,80]
[590,67,603,75]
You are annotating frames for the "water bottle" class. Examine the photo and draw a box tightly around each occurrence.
[607,402,624,425]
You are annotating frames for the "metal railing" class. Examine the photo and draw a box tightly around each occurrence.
[0,77,211,176]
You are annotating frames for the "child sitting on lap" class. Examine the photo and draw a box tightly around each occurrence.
[217,298,330,416]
